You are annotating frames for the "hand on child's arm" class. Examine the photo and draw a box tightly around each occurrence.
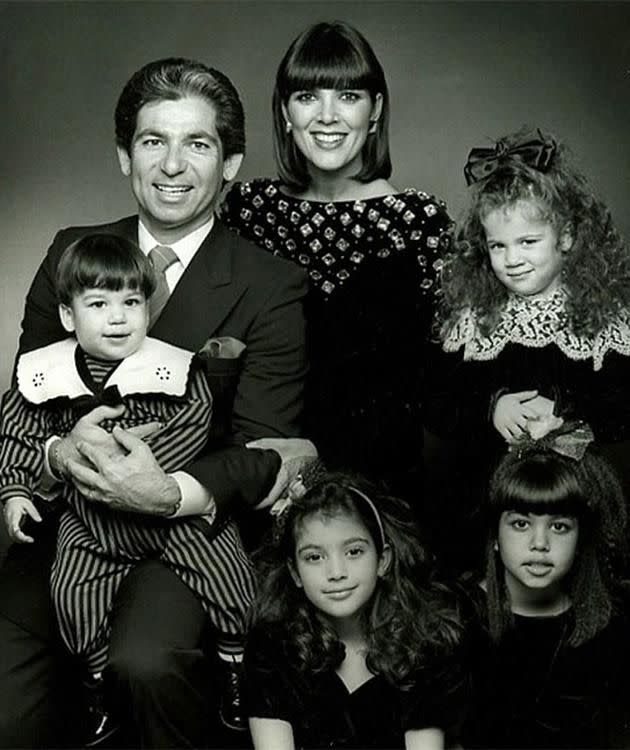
[3,497,42,543]
[493,390,540,444]
[67,427,181,516]
[50,404,161,478]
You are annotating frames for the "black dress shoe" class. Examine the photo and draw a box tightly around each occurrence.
[219,659,247,732]
[83,677,120,747]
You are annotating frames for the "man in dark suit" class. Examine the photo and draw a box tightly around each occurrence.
[0,58,308,748]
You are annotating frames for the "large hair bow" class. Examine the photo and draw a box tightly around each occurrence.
[464,129,556,186]
[510,420,595,462]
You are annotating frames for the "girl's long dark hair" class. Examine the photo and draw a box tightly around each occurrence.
[439,128,630,339]
[484,446,628,646]
[251,472,463,688]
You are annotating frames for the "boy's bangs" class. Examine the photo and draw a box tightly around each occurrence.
[75,255,145,293]
[89,271,143,292]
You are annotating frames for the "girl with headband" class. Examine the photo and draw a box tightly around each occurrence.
[424,127,630,572]
[244,473,468,749]
[461,430,630,748]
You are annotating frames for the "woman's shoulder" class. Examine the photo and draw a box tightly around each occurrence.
[223,177,281,209]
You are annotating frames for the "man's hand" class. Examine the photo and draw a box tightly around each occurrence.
[3,496,42,543]
[246,437,318,509]
[51,404,161,478]
[493,390,541,444]
[66,427,180,516]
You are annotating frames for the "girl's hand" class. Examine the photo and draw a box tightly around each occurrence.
[3,496,42,543]
[493,390,540,444]
[523,394,556,420]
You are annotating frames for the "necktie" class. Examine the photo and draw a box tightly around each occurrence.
[148,245,179,328]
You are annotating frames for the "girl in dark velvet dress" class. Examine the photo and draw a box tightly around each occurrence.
[222,22,451,508]
[425,128,630,571]
[244,474,467,750]
[462,436,630,748]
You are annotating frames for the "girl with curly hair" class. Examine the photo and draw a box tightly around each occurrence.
[424,128,630,572]
[244,473,467,750]
[462,434,630,748]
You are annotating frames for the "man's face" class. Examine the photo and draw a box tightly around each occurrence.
[117,96,242,244]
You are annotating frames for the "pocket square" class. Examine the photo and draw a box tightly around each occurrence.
[198,336,246,360]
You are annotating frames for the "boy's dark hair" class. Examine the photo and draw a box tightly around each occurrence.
[56,234,156,305]
[484,446,628,646]
[272,21,391,192]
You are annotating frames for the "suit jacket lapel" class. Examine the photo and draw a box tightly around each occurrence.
[111,215,139,244]
[150,221,248,351]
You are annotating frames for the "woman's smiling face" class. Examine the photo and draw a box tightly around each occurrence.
[283,88,382,180]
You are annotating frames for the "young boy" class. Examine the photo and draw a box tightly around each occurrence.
[0,234,254,742]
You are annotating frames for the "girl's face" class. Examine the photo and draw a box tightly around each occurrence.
[498,511,579,601]
[282,88,382,181]
[290,508,390,625]
[483,200,572,299]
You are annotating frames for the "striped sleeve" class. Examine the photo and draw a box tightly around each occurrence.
[0,388,57,504]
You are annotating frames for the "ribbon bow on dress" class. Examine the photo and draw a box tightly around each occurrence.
[464,129,557,186]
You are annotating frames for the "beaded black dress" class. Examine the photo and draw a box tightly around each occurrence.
[222,178,451,503]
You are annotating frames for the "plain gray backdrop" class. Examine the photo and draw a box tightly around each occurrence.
[2,0,629,390]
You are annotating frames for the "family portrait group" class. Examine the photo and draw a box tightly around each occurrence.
[1,2,630,749]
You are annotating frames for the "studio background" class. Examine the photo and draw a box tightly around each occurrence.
[2,0,629,390]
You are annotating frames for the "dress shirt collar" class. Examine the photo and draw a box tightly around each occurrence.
[137,217,215,269]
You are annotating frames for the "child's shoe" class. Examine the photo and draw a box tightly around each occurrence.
[219,658,247,732]
[83,675,119,747]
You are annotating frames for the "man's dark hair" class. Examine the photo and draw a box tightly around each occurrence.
[115,57,245,158]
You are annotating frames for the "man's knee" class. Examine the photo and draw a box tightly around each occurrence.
[0,615,80,748]
[107,642,204,694]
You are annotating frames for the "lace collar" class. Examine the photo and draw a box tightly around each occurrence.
[442,289,630,371]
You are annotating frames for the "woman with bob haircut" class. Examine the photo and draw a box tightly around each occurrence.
[222,21,450,510]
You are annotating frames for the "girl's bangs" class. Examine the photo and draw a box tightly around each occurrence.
[496,468,588,519]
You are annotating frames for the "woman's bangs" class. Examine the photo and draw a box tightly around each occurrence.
[284,49,373,95]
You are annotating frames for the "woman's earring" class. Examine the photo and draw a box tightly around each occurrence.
[493,540,499,552]
[285,121,293,133]
[369,119,378,134]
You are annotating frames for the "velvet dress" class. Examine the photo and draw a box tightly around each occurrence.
[461,585,630,749]
[244,624,467,749]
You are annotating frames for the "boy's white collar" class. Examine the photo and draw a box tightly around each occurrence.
[17,337,194,404]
